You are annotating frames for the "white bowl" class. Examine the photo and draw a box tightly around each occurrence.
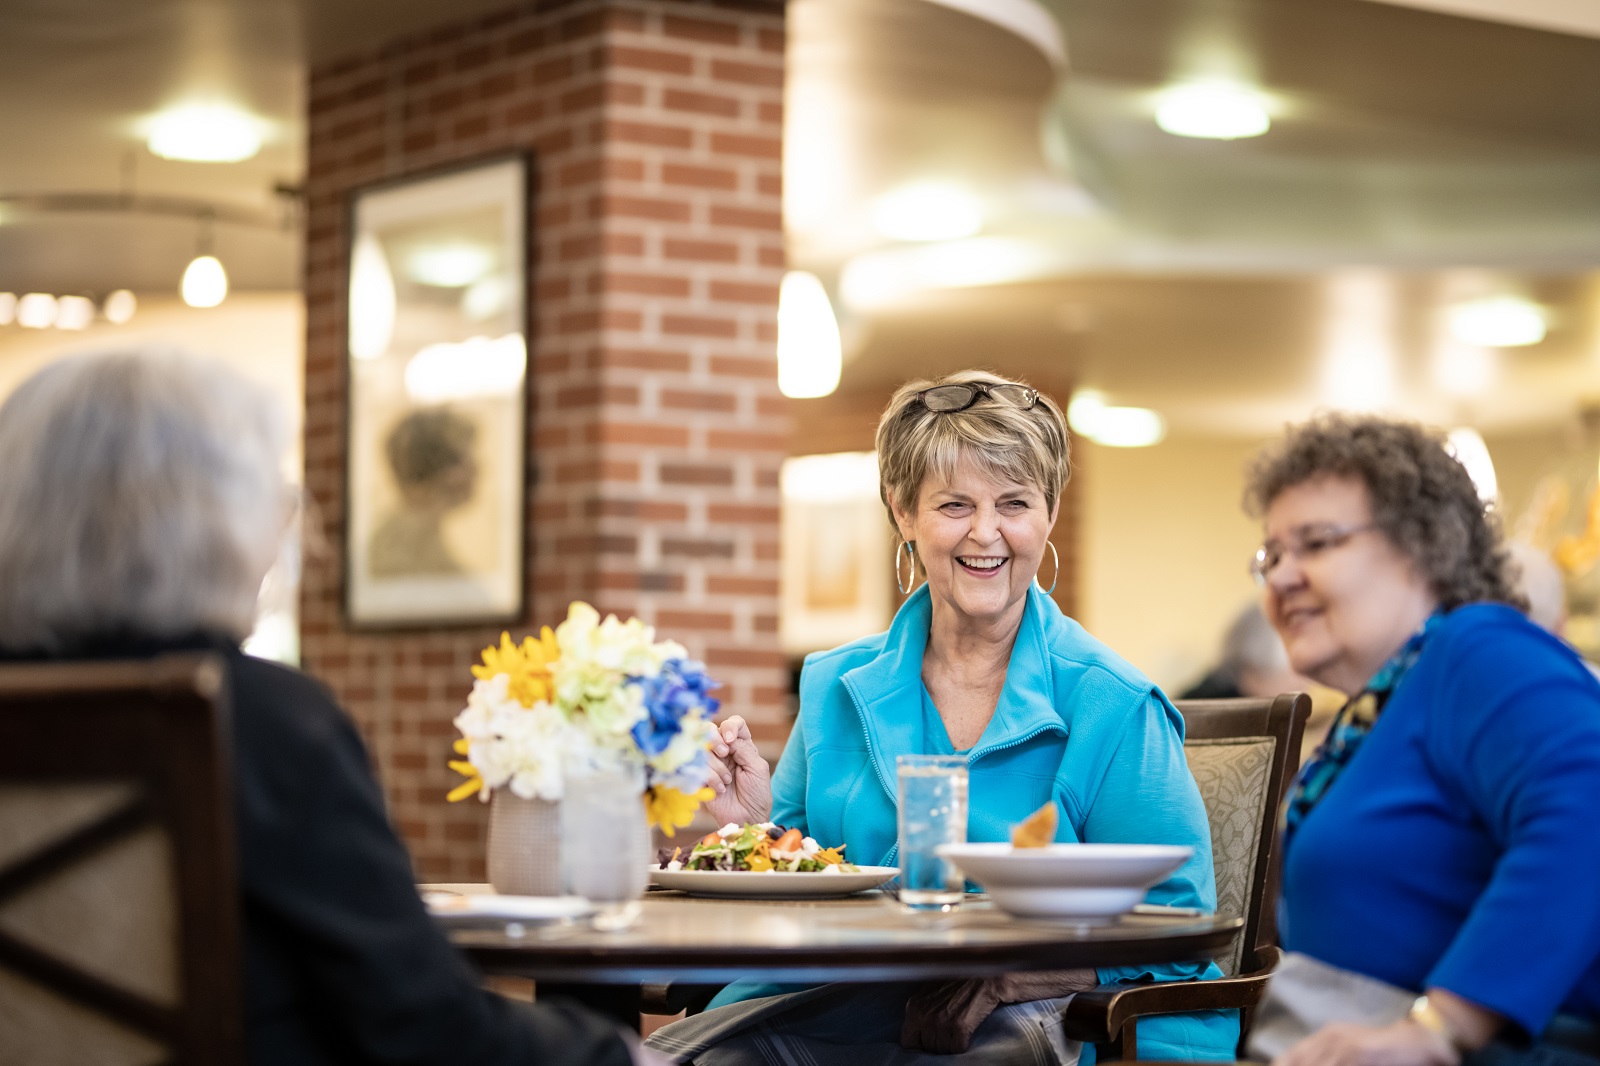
[937,843,1192,918]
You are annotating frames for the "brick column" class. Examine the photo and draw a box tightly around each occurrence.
[302,0,788,880]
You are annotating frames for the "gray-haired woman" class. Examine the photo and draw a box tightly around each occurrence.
[1241,415,1600,1066]
[653,370,1231,1064]
[0,349,653,1066]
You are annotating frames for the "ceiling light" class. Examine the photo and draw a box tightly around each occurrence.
[1446,427,1498,503]
[1067,390,1166,448]
[349,234,396,360]
[147,103,264,163]
[181,255,228,308]
[1155,81,1271,140]
[872,182,984,242]
[16,293,58,329]
[102,289,137,325]
[54,295,94,330]
[0,293,15,326]
[404,334,527,403]
[1447,296,1546,348]
[777,271,842,399]
[406,244,493,288]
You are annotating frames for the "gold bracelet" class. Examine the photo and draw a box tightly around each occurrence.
[1409,995,1468,1053]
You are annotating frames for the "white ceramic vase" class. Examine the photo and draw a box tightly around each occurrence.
[485,792,564,896]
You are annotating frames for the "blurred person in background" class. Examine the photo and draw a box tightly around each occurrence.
[1507,539,1568,635]
[1180,602,1343,762]
[1240,415,1600,1066]
[0,349,657,1066]
[650,370,1233,1065]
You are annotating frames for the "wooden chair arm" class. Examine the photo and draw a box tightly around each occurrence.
[640,982,723,1016]
[1059,970,1272,1042]
[1060,946,1282,1053]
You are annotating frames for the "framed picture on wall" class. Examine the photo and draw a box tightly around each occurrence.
[343,155,528,628]
[780,452,897,655]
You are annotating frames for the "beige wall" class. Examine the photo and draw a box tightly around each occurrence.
[1077,433,1272,692]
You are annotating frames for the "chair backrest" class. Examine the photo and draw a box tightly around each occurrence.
[1176,693,1310,977]
[0,654,243,1066]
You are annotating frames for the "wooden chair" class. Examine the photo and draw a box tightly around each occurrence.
[0,654,244,1066]
[1060,693,1311,1061]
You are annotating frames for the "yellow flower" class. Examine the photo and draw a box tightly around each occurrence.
[644,785,714,836]
[473,629,559,708]
[446,749,484,803]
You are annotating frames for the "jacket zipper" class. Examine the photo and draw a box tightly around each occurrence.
[848,681,1068,865]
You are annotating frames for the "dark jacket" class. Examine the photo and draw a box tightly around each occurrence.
[36,634,631,1066]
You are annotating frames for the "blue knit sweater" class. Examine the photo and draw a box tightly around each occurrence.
[1283,604,1600,1038]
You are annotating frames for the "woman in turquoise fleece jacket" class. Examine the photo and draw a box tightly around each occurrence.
[677,372,1234,1064]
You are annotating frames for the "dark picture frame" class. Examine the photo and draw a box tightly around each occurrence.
[343,155,528,628]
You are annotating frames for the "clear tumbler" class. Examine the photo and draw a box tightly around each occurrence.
[896,754,968,910]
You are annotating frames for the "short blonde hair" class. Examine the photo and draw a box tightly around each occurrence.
[0,349,290,652]
[875,369,1070,526]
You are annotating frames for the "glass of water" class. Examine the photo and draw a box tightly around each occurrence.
[560,763,649,930]
[896,754,968,910]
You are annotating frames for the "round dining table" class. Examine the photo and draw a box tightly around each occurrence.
[434,885,1243,1030]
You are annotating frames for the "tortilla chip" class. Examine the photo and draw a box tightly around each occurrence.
[1010,802,1057,848]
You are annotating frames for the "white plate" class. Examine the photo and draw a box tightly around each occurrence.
[937,844,1191,918]
[424,892,595,921]
[649,865,899,898]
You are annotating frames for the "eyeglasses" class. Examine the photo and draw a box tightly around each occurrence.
[913,382,1039,414]
[1249,522,1376,586]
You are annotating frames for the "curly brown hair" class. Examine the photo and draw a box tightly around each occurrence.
[1243,414,1525,612]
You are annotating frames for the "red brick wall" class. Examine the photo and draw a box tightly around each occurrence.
[301,0,788,881]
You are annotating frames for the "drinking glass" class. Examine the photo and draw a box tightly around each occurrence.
[896,754,968,910]
[560,764,649,930]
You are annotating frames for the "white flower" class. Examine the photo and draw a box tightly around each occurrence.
[452,675,573,802]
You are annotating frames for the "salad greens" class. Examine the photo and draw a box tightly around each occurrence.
[657,822,859,873]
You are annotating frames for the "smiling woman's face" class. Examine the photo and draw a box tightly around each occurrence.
[1261,475,1438,694]
[892,452,1058,632]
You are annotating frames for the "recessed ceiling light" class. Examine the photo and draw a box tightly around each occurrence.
[406,244,494,288]
[1067,390,1166,448]
[872,182,984,242]
[1155,81,1271,140]
[1447,296,1546,348]
[147,103,264,163]
[777,271,842,399]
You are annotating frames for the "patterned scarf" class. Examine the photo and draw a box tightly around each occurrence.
[1281,611,1444,853]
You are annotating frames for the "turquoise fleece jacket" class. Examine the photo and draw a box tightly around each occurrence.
[717,584,1238,1061]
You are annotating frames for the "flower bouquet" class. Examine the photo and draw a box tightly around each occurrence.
[447,602,720,837]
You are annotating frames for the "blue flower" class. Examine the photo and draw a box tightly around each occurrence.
[630,658,721,758]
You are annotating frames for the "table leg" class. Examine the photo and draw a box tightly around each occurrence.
[538,982,642,1033]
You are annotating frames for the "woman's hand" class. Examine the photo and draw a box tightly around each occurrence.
[901,969,1099,1054]
[702,715,772,827]
[1273,1019,1459,1066]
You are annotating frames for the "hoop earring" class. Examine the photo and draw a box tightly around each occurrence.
[1036,541,1059,596]
[895,540,918,595]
